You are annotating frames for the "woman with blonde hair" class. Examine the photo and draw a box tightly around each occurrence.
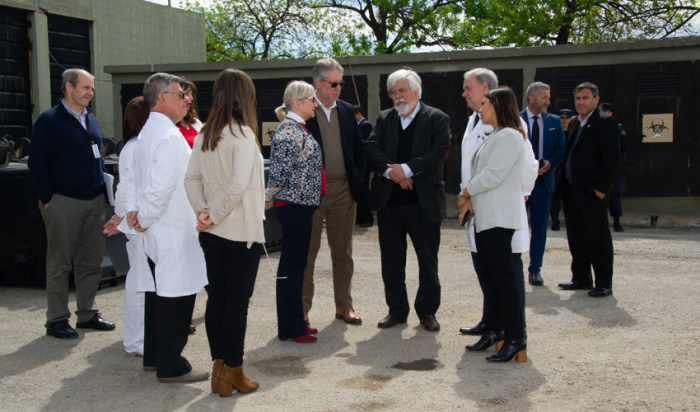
[265,80,324,344]
[184,68,264,396]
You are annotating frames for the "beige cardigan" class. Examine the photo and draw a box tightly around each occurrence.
[184,122,265,247]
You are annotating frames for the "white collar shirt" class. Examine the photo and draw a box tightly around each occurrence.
[286,111,306,125]
[526,107,544,159]
[314,91,337,123]
[62,99,88,130]
[399,101,421,130]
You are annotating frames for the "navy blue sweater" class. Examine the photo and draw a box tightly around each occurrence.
[29,101,105,205]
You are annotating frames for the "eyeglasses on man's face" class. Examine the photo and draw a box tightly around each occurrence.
[163,91,187,100]
[388,88,411,98]
[322,79,345,88]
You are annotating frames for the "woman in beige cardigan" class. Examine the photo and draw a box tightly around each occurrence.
[184,69,264,397]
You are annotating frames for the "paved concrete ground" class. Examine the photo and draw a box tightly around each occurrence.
[1,220,699,411]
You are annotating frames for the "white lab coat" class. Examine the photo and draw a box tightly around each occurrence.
[126,112,207,298]
[460,112,538,253]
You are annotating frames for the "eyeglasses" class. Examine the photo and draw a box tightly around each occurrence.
[387,88,410,98]
[296,96,315,102]
[163,91,186,100]
[322,79,345,88]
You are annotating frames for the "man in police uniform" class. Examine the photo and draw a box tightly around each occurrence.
[550,108,575,231]
[602,103,629,232]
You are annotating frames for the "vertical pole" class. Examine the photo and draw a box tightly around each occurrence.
[28,9,52,124]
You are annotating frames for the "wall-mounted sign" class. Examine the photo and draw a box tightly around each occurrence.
[261,122,281,146]
[642,113,673,143]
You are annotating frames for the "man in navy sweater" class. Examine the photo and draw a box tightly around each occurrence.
[29,68,115,339]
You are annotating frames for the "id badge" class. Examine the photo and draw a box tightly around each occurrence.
[92,143,101,158]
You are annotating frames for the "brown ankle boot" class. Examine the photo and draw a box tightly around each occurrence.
[218,364,259,396]
[211,359,224,393]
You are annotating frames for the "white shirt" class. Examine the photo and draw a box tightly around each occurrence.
[126,112,207,298]
[578,110,594,128]
[526,107,544,159]
[314,91,337,123]
[383,101,422,180]
[61,100,88,130]
[286,111,306,125]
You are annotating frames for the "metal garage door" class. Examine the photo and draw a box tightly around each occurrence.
[0,6,31,141]
[47,14,90,107]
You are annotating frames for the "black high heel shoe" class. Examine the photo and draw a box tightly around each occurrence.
[486,338,527,362]
[465,331,505,352]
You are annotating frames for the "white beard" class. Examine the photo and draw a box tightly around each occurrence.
[394,99,417,117]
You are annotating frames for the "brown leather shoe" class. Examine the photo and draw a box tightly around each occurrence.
[335,307,362,324]
[420,314,440,332]
[377,314,407,328]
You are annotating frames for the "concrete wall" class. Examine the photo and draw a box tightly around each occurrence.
[0,0,205,137]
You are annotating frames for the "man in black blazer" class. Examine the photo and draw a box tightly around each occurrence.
[354,105,375,227]
[304,58,366,324]
[556,82,621,297]
[366,69,451,331]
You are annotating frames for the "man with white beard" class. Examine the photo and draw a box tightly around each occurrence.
[365,69,451,331]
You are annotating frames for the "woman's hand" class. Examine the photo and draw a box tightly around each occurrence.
[265,201,274,210]
[103,215,123,236]
[457,194,467,208]
[196,209,213,231]
[458,198,474,226]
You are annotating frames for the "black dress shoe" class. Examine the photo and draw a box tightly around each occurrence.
[550,212,560,231]
[465,331,504,352]
[76,314,116,331]
[46,320,78,339]
[588,287,613,297]
[486,338,527,362]
[459,322,485,335]
[419,314,440,331]
[558,281,594,290]
[528,272,544,286]
[377,314,407,328]
[359,221,373,228]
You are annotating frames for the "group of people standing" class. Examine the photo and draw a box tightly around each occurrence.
[29,59,623,395]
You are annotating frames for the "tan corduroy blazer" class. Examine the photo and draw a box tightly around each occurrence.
[185,122,265,247]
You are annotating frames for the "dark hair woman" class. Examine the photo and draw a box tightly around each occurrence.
[178,77,203,148]
[460,87,528,363]
[265,80,324,344]
[184,69,264,396]
[104,96,151,357]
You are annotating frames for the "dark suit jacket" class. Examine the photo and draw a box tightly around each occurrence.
[520,109,566,194]
[358,118,373,141]
[365,102,451,223]
[556,108,621,206]
[306,99,366,202]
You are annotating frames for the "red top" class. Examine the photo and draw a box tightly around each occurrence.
[275,122,326,207]
[178,123,198,148]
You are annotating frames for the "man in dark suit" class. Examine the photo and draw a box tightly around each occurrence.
[520,82,566,287]
[354,105,375,228]
[304,58,366,324]
[557,82,621,297]
[366,69,451,331]
[550,108,575,231]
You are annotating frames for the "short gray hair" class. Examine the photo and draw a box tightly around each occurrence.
[61,68,94,93]
[574,82,599,98]
[143,72,181,108]
[275,80,315,121]
[387,68,422,99]
[463,68,498,91]
[526,82,551,100]
[312,58,344,81]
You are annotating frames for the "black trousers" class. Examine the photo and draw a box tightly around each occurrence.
[144,258,196,378]
[550,167,562,214]
[472,251,526,329]
[355,169,374,225]
[609,170,622,217]
[377,203,441,319]
[199,232,261,367]
[275,203,315,340]
[474,227,523,341]
[562,183,614,289]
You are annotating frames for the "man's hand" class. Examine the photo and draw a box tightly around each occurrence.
[103,215,123,236]
[387,164,406,183]
[265,201,274,210]
[44,203,49,210]
[458,198,474,226]
[134,223,146,232]
[126,211,139,228]
[538,159,551,175]
[196,209,213,231]
[594,189,605,199]
[398,178,413,191]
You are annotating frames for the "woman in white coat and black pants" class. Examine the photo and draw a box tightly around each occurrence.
[459,87,528,363]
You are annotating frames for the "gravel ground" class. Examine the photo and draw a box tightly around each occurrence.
[1,220,699,412]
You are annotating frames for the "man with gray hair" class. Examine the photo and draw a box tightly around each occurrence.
[366,68,450,331]
[304,58,366,325]
[125,72,209,382]
[29,68,116,339]
[519,82,565,287]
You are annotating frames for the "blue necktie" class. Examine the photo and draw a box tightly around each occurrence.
[531,115,540,159]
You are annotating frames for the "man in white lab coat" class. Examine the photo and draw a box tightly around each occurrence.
[126,72,209,383]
